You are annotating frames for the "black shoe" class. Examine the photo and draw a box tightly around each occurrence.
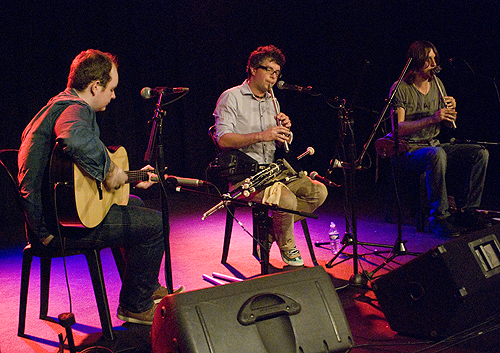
[429,218,461,238]
[455,210,492,231]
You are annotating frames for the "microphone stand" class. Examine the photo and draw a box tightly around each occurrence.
[361,58,421,280]
[319,100,394,286]
[144,91,174,293]
[321,58,419,286]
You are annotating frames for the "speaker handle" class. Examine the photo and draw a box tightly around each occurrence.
[237,293,301,325]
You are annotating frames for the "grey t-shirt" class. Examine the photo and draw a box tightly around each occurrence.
[390,78,447,146]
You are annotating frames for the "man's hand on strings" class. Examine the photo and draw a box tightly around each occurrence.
[103,162,128,191]
[134,165,157,189]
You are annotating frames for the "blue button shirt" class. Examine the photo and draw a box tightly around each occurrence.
[18,88,111,241]
[213,80,284,165]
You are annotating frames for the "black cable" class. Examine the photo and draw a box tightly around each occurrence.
[53,183,73,313]
[352,340,433,351]
[80,346,114,353]
[160,90,189,107]
[409,316,500,353]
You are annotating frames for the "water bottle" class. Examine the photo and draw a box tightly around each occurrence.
[329,222,341,255]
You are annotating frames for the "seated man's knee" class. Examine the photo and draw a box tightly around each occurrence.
[128,194,145,207]
[314,182,328,206]
[428,147,447,166]
[477,147,489,164]
[279,187,298,210]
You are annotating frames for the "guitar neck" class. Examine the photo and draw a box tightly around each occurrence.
[125,170,154,184]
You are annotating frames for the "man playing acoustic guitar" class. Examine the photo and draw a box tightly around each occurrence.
[18,49,182,325]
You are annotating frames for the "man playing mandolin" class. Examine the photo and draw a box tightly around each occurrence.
[18,49,182,326]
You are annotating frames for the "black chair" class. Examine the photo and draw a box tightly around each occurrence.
[0,149,124,341]
[383,169,428,231]
[207,126,318,268]
[221,203,318,266]
[385,169,457,232]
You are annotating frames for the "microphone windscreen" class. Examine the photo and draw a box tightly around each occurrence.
[140,87,152,99]
[277,80,285,89]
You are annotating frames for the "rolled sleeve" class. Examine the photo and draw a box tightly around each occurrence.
[213,90,238,141]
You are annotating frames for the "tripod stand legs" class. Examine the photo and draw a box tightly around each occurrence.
[365,239,420,279]
[320,231,413,286]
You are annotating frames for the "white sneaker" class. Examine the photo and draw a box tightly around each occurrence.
[280,247,304,266]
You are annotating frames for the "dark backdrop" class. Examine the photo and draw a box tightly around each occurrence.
[2,0,499,209]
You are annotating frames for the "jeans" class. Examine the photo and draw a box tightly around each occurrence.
[60,196,165,313]
[401,143,489,220]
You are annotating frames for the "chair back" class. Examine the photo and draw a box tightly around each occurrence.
[208,124,221,152]
[0,149,19,182]
[0,149,27,245]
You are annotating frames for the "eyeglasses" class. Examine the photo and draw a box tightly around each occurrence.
[258,65,282,78]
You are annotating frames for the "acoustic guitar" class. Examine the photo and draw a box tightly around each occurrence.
[49,144,151,228]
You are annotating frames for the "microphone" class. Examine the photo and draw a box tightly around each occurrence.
[450,137,494,146]
[330,159,350,169]
[166,176,205,187]
[450,138,476,145]
[277,80,313,94]
[202,180,253,220]
[202,200,226,220]
[141,86,189,99]
[297,147,315,160]
[309,171,340,188]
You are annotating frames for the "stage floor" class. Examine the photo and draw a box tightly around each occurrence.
[2,184,500,353]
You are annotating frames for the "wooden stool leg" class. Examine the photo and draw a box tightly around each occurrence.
[221,204,235,264]
[252,206,271,275]
[301,219,318,266]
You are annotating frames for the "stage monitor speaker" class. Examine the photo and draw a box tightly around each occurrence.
[151,266,353,353]
[373,224,500,339]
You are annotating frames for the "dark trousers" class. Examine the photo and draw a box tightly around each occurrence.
[401,143,489,220]
[62,196,164,313]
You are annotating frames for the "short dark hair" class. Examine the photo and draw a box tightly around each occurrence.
[246,45,286,79]
[67,49,118,91]
[404,41,440,84]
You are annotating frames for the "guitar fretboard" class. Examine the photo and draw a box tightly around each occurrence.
[125,170,154,184]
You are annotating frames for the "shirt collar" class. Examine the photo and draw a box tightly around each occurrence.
[241,79,270,100]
